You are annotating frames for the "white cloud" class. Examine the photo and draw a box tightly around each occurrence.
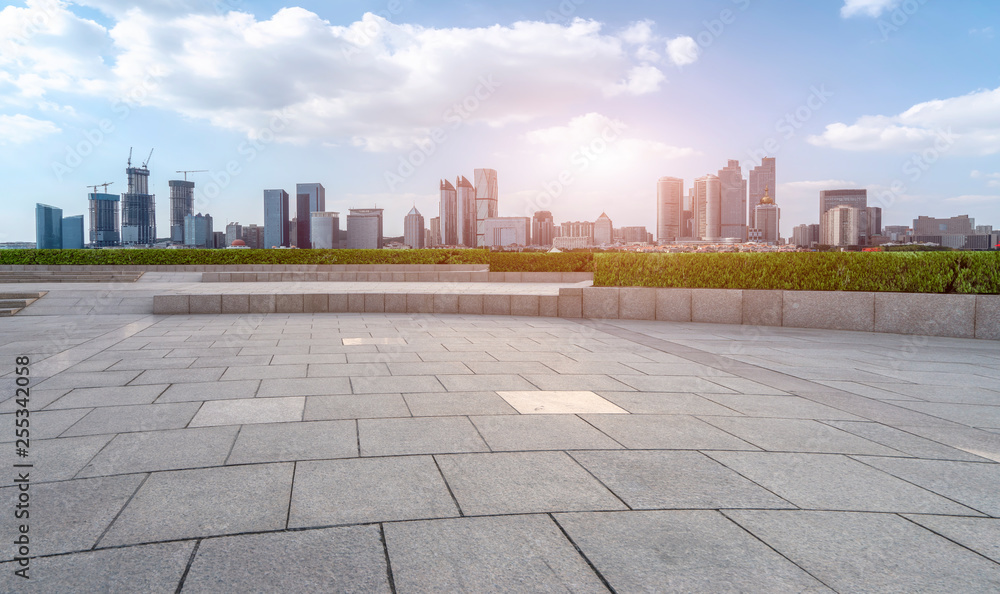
[525,112,695,160]
[840,0,900,18]
[0,113,61,144]
[0,7,677,151]
[666,36,700,67]
[621,20,654,45]
[944,194,1000,204]
[808,86,1000,155]
[971,170,1000,188]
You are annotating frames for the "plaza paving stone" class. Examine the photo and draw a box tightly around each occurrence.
[1,281,998,590]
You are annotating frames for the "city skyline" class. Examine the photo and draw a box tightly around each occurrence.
[0,1,997,241]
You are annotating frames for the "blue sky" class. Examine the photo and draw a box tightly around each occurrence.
[1,0,997,241]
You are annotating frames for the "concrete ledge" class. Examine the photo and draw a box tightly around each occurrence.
[655,288,692,322]
[433,294,459,314]
[976,295,1000,340]
[406,294,433,314]
[557,289,582,318]
[275,294,304,314]
[348,294,365,313]
[583,287,619,319]
[458,295,484,315]
[364,294,385,313]
[153,295,189,314]
[222,294,250,314]
[484,294,511,316]
[743,290,783,327]
[189,295,222,315]
[539,295,558,318]
[783,291,875,332]
[875,293,976,338]
[619,287,655,320]
[328,294,349,313]
[248,294,275,314]
[692,289,743,325]
[511,295,540,317]
[385,293,407,314]
[303,294,328,313]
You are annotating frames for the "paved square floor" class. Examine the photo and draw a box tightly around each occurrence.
[1,294,999,591]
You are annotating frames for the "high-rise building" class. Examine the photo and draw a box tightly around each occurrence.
[212,231,226,249]
[719,160,747,241]
[429,216,441,247]
[225,222,243,247]
[621,226,650,244]
[439,180,458,245]
[913,215,975,236]
[656,177,684,243]
[694,175,722,239]
[310,212,339,249]
[62,215,84,249]
[822,205,862,246]
[35,204,62,249]
[289,218,297,248]
[867,207,883,238]
[560,221,595,245]
[456,176,476,248]
[243,224,264,249]
[346,209,383,249]
[753,187,780,244]
[483,217,530,247]
[404,207,425,249]
[184,213,213,248]
[122,164,156,245]
[474,168,499,247]
[263,190,289,249]
[748,157,776,230]
[297,183,326,213]
[168,180,195,243]
[594,212,613,245]
[884,225,910,241]
[532,211,555,247]
[819,189,867,245]
[293,183,325,248]
[88,193,120,247]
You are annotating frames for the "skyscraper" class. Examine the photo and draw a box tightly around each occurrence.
[89,193,120,247]
[819,189,867,245]
[225,222,243,247]
[594,212,613,245]
[822,205,863,246]
[184,213,213,248]
[439,179,458,245]
[456,176,476,247]
[346,208,383,249]
[122,163,156,245]
[168,180,195,243]
[474,168,499,247]
[483,217,530,247]
[719,160,747,241]
[753,187,780,244]
[62,215,84,249]
[310,212,339,249]
[295,183,325,248]
[656,177,684,243]
[748,157,776,230]
[35,204,62,249]
[429,216,441,247]
[263,189,290,248]
[694,175,721,240]
[532,211,555,247]
[404,207,425,249]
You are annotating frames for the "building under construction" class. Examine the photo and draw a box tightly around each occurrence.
[121,151,156,245]
[88,193,120,247]
[169,180,195,243]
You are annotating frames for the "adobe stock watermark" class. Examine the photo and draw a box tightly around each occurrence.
[342,0,404,58]
[522,118,627,219]
[1,0,61,52]
[545,0,586,25]
[877,0,930,40]
[50,69,165,181]
[383,75,501,191]
[871,127,956,210]
[741,84,834,171]
[194,111,292,210]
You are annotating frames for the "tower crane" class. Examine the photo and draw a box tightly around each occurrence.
[142,148,154,169]
[87,182,114,195]
[175,170,208,181]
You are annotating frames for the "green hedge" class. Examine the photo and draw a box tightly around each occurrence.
[0,249,489,266]
[487,252,594,273]
[593,252,1000,294]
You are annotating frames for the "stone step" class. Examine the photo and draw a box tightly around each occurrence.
[0,292,46,300]
[0,299,34,308]
[0,307,20,317]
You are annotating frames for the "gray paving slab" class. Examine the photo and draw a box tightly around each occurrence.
[435,451,627,515]
[351,374,446,393]
[707,451,982,515]
[219,364,308,381]
[893,424,1000,463]
[257,377,352,397]
[903,515,1000,563]
[307,362,390,377]
[35,370,143,390]
[45,384,169,409]
[436,373,538,392]
[611,374,739,393]
[60,403,201,437]
[520,374,637,392]
[106,357,196,371]
[182,526,390,593]
[289,456,458,527]
[822,420,992,462]
[1,408,92,442]
[595,391,739,415]
[100,463,294,546]
[304,394,410,420]
[189,397,305,427]
[385,514,607,593]
[359,416,488,455]
[726,510,1000,593]
[156,379,259,402]
[699,416,904,455]
[892,401,1000,429]
[401,391,516,416]
[0,434,112,483]
[470,415,625,451]
[702,394,864,420]
[857,457,1000,517]
[78,426,239,477]
[571,450,794,510]
[0,388,69,412]
[555,510,830,593]
[227,420,357,463]
[0,474,144,559]
[581,414,759,450]
[0,541,194,593]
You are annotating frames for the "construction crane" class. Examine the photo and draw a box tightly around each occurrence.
[86,182,114,195]
[127,147,133,167]
[142,148,154,169]
[175,170,208,181]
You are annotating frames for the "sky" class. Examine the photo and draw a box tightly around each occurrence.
[0,0,998,241]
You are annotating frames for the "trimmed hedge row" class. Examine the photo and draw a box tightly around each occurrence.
[487,252,594,273]
[0,249,489,266]
[593,252,1000,294]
